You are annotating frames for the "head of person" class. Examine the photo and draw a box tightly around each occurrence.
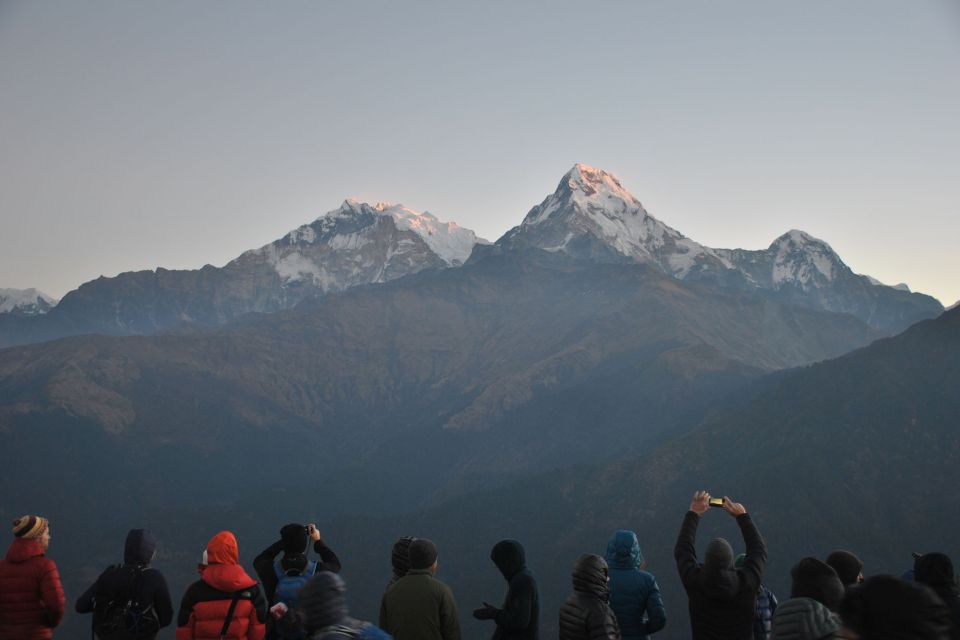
[205,531,240,565]
[826,549,864,587]
[914,552,957,593]
[408,538,438,574]
[791,557,846,612]
[840,574,952,639]
[391,536,415,579]
[298,571,349,634]
[491,539,526,581]
[12,515,50,550]
[277,522,311,574]
[605,529,644,571]
[572,553,609,599]
[124,528,158,566]
[704,537,734,572]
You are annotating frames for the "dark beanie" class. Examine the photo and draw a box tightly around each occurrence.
[840,574,952,639]
[826,549,864,586]
[705,538,734,570]
[408,538,438,570]
[298,571,348,633]
[391,536,415,577]
[280,523,309,555]
[791,557,846,611]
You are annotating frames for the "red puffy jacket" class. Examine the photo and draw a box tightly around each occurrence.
[176,531,267,640]
[0,538,66,640]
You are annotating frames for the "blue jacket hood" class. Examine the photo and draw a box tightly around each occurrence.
[605,529,643,570]
[124,528,157,566]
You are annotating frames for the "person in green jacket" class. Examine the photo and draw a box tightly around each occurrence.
[379,538,461,640]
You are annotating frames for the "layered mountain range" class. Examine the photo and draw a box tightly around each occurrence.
[0,164,941,349]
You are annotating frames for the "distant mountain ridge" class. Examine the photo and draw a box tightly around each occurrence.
[0,201,487,347]
[0,288,57,316]
[495,164,942,333]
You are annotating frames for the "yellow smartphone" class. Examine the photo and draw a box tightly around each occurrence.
[708,497,724,508]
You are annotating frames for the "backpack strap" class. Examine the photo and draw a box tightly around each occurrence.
[219,590,247,640]
[304,560,318,577]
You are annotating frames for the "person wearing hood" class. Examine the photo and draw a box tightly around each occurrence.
[177,531,268,640]
[76,528,174,639]
[558,553,621,640]
[674,491,767,640]
[770,597,839,640]
[0,515,65,640]
[604,530,665,640]
[914,552,960,639]
[838,574,952,640]
[473,539,539,640]
[294,571,390,639]
[386,537,415,591]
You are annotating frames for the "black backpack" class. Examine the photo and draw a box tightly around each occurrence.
[92,565,161,640]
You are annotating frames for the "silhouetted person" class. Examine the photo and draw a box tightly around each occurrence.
[790,558,844,613]
[386,536,415,591]
[674,491,767,640]
[605,530,665,640]
[473,539,539,639]
[915,553,960,639]
[825,550,863,590]
[0,515,65,640]
[558,553,620,640]
[839,575,952,640]
[292,571,390,639]
[76,528,174,639]
[379,538,460,640]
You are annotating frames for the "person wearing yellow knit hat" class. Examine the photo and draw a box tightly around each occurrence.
[0,515,66,639]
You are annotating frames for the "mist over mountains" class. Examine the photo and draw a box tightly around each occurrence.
[0,165,954,639]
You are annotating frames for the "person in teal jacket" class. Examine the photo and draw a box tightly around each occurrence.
[604,530,666,640]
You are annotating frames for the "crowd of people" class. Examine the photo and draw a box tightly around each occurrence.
[1,492,958,640]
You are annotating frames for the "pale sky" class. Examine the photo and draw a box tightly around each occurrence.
[1,1,958,306]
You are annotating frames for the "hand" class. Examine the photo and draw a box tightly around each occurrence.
[472,603,500,620]
[690,490,711,515]
[722,496,747,517]
[270,602,288,620]
[307,523,321,541]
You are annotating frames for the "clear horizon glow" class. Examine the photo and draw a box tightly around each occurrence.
[1,1,958,306]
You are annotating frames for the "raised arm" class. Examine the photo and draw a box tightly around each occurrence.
[675,490,710,587]
[252,539,284,598]
[723,496,766,592]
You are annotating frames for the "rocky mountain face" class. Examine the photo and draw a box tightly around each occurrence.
[0,288,57,316]
[496,164,942,333]
[0,201,487,348]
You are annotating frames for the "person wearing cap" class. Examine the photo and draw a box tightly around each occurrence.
[75,528,174,639]
[176,530,268,640]
[473,539,540,640]
[824,551,863,590]
[734,553,777,640]
[253,523,341,639]
[379,538,461,640]
[604,530,665,640]
[558,553,621,640]
[674,491,767,640]
[0,515,65,639]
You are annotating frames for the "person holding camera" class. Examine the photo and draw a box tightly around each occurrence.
[674,491,767,640]
[253,523,342,639]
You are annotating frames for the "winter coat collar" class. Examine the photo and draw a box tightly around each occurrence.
[4,537,45,563]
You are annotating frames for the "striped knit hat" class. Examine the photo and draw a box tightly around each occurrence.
[13,515,48,539]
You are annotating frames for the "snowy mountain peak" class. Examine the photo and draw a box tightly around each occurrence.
[768,229,844,286]
[0,288,58,315]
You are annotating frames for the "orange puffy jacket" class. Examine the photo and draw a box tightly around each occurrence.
[0,538,65,640]
[176,532,267,640]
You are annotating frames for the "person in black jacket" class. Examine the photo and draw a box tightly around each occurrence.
[914,552,960,639]
[76,528,174,639]
[473,539,539,640]
[254,523,341,639]
[558,553,620,640]
[674,491,767,640]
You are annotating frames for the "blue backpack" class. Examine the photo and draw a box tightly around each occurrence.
[273,560,318,609]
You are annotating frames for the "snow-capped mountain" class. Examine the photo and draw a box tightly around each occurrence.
[496,163,942,333]
[0,288,57,316]
[0,200,487,347]
[230,199,486,294]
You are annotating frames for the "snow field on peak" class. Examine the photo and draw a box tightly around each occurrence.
[0,288,58,314]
